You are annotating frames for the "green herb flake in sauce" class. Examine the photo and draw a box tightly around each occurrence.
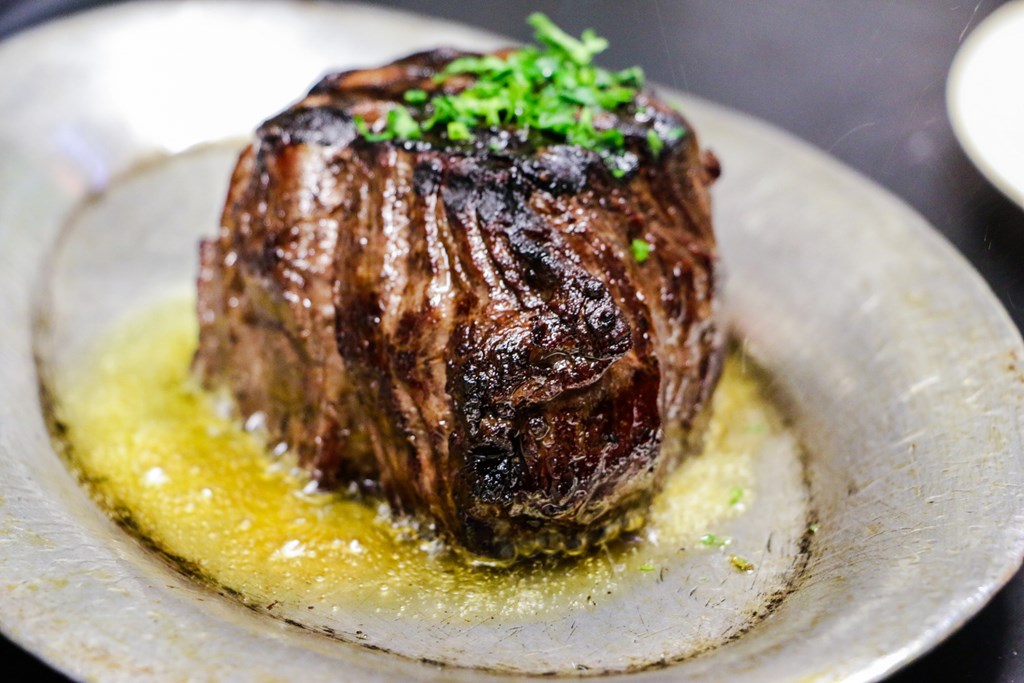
[808,523,820,535]
[353,13,673,174]
[700,533,730,548]
[728,486,745,507]
[638,562,656,572]
[729,555,755,573]
[631,238,653,263]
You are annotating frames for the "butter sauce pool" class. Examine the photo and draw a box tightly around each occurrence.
[54,296,781,622]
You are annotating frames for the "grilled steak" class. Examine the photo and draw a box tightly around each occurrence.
[195,47,723,561]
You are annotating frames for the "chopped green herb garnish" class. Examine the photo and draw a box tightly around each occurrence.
[638,562,656,572]
[351,13,671,174]
[447,121,472,141]
[615,66,644,86]
[631,238,653,263]
[354,109,422,142]
[728,486,745,507]
[528,12,609,66]
[403,88,428,104]
[808,523,820,535]
[354,115,384,142]
[700,533,730,548]
[389,107,422,140]
[646,130,663,157]
[729,555,755,573]
[666,126,686,141]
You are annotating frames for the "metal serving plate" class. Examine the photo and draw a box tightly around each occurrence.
[1,2,1022,681]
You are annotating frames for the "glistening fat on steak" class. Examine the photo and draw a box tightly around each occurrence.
[195,21,723,561]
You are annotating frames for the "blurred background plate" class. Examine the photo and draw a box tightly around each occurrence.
[949,0,1024,207]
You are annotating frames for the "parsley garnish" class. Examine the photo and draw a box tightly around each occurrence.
[528,12,608,65]
[700,533,730,548]
[354,108,420,142]
[447,121,472,141]
[728,486,745,506]
[354,13,672,173]
[729,555,755,573]
[631,238,653,263]
[403,88,428,104]
[646,129,664,158]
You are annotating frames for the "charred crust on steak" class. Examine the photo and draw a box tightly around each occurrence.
[195,48,723,562]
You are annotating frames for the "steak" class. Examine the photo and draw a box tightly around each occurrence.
[195,48,723,561]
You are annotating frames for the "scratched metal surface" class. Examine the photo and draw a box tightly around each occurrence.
[0,1,1022,681]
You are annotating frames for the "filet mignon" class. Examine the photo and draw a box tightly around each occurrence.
[195,47,723,561]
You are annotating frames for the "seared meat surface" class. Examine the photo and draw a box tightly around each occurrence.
[195,49,723,561]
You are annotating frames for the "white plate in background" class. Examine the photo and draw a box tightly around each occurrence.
[949,0,1024,206]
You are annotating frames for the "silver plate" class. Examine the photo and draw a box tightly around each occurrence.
[1,2,1023,681]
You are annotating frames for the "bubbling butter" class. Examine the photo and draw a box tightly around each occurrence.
[56,297,779,621]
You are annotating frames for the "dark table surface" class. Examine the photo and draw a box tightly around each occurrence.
[1,0,1022,680]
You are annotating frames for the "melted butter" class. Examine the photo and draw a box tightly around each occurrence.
[57,297,781,621]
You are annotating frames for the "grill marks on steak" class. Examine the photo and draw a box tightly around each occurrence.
[437,157,659,552]
[195,49,723,560]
